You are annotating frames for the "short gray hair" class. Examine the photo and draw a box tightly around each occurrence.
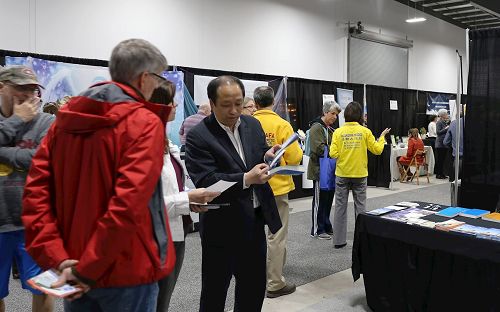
[253,86,274,107]
[437,108,448,117]
[109,39,168,84]
[323,101,342,114]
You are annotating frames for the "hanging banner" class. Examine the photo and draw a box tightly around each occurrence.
[162,71,185,147]
[337,88,353,127]
[272,77,289,121]
[5,56,109,104]
[426,92,453,115]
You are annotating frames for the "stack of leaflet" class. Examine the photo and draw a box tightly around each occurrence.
[436,207,468,218]
[366,205,407,216]
[458,208,490,219]
[477,228,500,241]
[452,225,500,241]
[395,202,420,208]
[434,219,465,231]
[406,218,437,228]
[482,212,500,223]
[381,207,436,223]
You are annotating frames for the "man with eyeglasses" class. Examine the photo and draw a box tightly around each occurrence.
[0,66,55,312]
[22,39,176,311]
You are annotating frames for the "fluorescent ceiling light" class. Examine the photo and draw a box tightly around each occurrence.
[406,17,427,23]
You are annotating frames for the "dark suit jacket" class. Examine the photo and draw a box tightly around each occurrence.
[185,114,282,245]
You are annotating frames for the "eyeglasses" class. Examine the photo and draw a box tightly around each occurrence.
[243,105,256,110]
[148,72,168,84]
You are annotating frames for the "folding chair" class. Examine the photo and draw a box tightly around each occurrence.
[401,149,430,185]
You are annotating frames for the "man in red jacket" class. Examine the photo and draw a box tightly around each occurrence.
[22,39,176,311]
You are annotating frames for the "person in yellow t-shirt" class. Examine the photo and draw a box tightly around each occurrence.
[329,101,390,249]
[253,86,302,299]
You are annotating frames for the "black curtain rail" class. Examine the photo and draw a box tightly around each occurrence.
[177,66,282,83]
[0,49,109,67]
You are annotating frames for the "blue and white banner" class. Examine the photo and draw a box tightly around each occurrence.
[162,71,184,147]
[337,88,353,127]
[5,56,109,104]
[426,92,453,115]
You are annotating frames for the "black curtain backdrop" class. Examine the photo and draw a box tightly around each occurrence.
[286,78,364,131]
[461,28,500,210]
[365,85,420,138]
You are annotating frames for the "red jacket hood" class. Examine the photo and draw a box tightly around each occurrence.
[57,81,171,133]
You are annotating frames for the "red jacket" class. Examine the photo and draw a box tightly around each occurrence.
[398,137,425,165]
[22,82,175,288]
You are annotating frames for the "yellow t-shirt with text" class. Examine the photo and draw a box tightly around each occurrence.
[329,122,385,178]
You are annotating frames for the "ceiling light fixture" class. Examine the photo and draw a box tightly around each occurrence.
[406,0,427,23]
[406,17,427,23]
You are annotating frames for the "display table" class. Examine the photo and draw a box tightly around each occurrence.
[390,145,435,185]
[352,202,500,311]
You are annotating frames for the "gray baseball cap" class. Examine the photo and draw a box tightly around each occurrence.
[0,65,44,88]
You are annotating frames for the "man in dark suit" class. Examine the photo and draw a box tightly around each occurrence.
[185,76,282,312]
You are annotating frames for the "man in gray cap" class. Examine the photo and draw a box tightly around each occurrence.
[0,65,55,312]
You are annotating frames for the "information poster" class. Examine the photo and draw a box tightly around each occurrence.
[426,92,452,115]
[337,88,353,126]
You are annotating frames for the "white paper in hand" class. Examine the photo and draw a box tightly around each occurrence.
[206,180,237,193]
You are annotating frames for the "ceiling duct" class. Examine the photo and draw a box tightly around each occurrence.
[349,23,413,48]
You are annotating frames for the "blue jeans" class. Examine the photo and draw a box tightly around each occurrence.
[64,283,158,312]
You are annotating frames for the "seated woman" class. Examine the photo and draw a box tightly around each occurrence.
[397,128,424,180]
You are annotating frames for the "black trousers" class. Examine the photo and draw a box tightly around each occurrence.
[311,180,334,236]
[435,148,448,176]
[199,214,266,312]
[157,241,186,312]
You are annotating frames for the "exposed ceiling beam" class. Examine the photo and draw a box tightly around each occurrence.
[393,0,467,28]
[473,2,500,18]
[421,0,466,6]
[460,16,496,23]
[467,20,500,27]
[452,12,489,19]
[429,1,473,11]
[468,0,500,16]
[442,8,481,15]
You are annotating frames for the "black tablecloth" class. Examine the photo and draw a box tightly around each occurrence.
[367,144,391,188]
[352,203,500,311]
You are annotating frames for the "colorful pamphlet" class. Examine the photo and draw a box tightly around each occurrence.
[28,270,82,298]
[268,165,305,176]
[458,208,490,219]
[395,201,420,208]
[367,205,408,216]
[434,219,465,231]
[367,207,396,216]
[436,207,468,218]
[482,212,500,223]
[381,207,436,223]
[268,132,301,169]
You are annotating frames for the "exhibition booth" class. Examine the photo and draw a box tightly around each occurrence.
[0,48,465,199]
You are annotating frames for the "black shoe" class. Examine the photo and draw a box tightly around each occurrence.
[436,175,446,179]
[334,243,347,249]
[266,283,296,298]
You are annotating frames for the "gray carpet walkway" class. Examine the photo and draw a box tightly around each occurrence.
[4,183,451,311]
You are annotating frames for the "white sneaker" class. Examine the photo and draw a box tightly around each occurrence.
[317,233,332,240]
